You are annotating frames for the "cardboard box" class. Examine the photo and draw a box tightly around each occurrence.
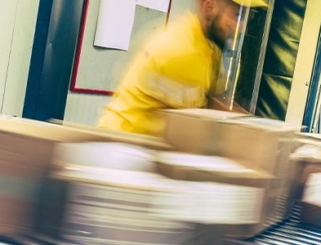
[296,132,321,144]
[160,109,248,154]
[295,162,321,200]
[155,152,277,238]
[162,113,298,181]
[161,109,296,177]
[293,132,315,150]
[50,167,215,245]
[0,115,172,234]
[51,142,157,173]
[228,117,296,178]
[161,109,297,192]
[290,143,321,200]
[160,110,298,235]
[0,116,173,150]
[300,171,321,227]
[51,166,269,241]
[155,152,274,188]
[289,143,321,227]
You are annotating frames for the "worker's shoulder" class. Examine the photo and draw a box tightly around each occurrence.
[144,12,199,59]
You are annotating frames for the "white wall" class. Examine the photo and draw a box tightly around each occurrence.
[0,0,39,116]
[64,93,110,126]
[0,1,17,111]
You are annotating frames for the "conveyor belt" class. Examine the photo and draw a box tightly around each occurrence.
[2,205,321,244]
[242,205,321,245]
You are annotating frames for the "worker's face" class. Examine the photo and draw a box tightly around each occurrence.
[207,1,241,49]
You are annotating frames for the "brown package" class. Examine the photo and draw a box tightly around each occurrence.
[155,152,277,238]
[299,165,321,227]
[0,115,171,234]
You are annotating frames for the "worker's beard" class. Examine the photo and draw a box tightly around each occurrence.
[207,20,227,50]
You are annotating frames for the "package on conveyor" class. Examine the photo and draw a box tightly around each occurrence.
[160,109,296,176]
[40,165,227,244]
[154,151,276,238]
[41,142,229,244]
[0,115,171,235]
[34,142,157,238]
[290,140,321,200]
[57,168,205,244]
[36,141,276,244]
[160,109,299,222]
[300,171,321,227]
[159,109,249,154]
[51,142,157,172]
[290,140,321,227]
[294,132,321,148]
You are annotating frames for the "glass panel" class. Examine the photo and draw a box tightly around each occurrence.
[213,0,274,113]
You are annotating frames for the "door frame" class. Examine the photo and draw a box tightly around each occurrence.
[285,0,321,128]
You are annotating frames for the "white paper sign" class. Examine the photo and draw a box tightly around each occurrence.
[94,0,136,51]
[136,0,170,13]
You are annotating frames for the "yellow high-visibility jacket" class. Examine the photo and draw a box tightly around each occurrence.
[98,11,222,136]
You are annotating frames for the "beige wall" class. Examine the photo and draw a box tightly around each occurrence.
[0,0,39,116]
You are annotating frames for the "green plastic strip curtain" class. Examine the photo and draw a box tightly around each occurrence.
[256,0,307,120]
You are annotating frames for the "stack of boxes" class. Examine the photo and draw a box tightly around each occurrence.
[291,134,321,227]
[0,109,301,243]
[159,109,298,237]
[0,115,171,236]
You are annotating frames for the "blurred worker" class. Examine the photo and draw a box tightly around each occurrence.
[98,0,268,136]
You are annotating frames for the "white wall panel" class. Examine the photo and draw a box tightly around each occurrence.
[0,0,18,112]
[0,0,39,116]
[2,0,40,116]
[64,93,112,126]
